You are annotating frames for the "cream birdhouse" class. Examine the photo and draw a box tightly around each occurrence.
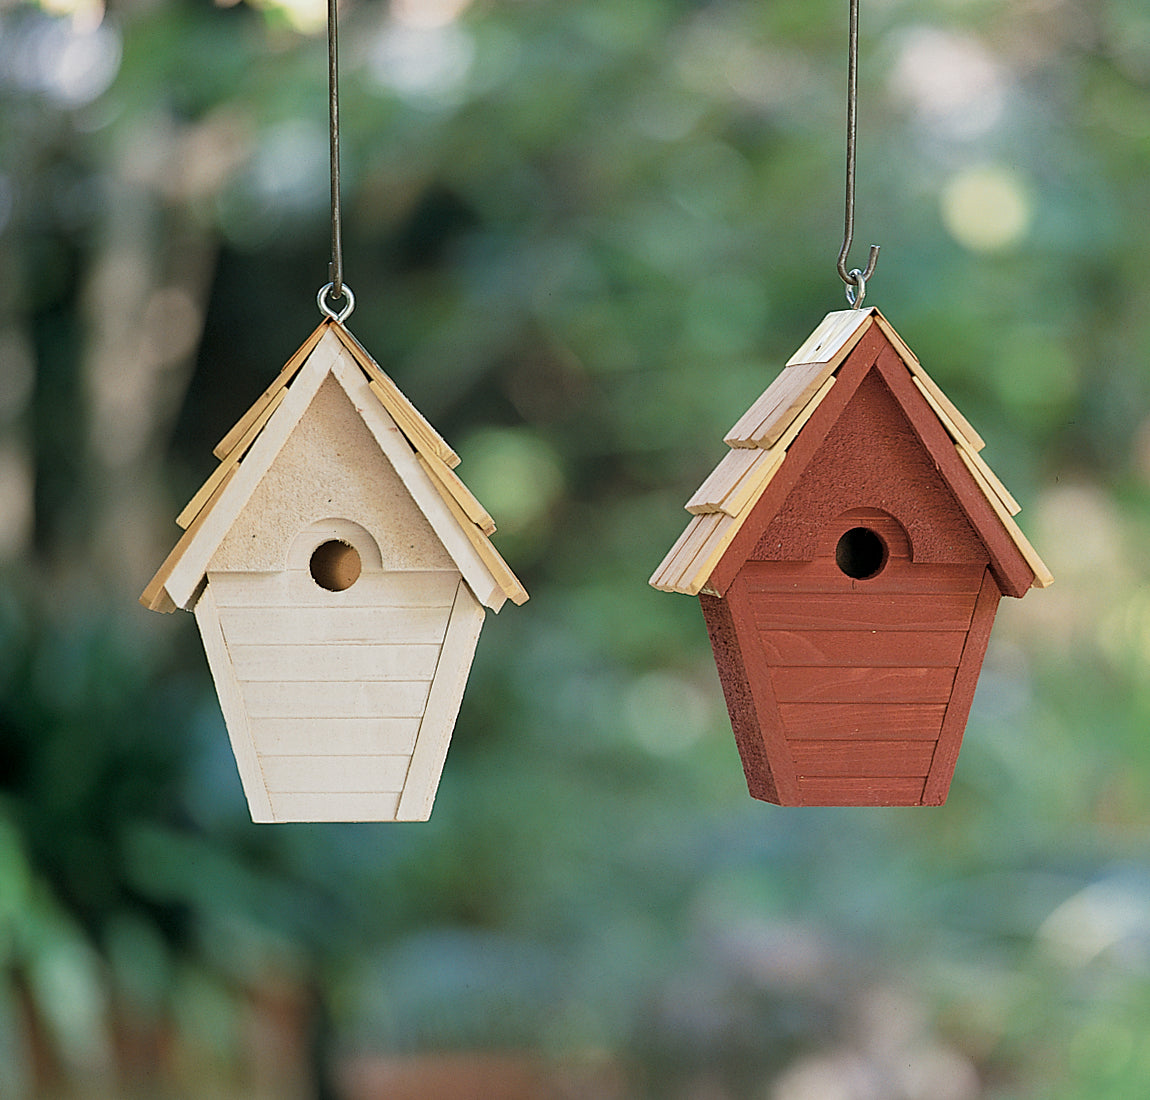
[142,320,528,823]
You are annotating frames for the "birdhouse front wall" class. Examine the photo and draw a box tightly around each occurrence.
[194,373,486,823]
[703,359,1003,807]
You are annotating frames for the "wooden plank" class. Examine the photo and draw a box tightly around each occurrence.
[241,679,433,719]
[923,568,1002,804]
[786,308,874,368]
[790,740,936,778]
[397,580,486,821]
[908,371,989,463]
[758,629,967,667]
[751,592,978,632]
[213,320,328,459]
[259,754,412,794]
[741,560,986,596]
[140,465,238,612]
[719,449,786,517]
[770,666,956,704]
[958,448,1053,588]
[192,585,274,821]
[779,702,946,740]
[418,453,496,535]
[654,513,725,592]
[268,791,401,822]
[679,512,743,596]
[250,717,421,757]
[329,322,461,469]
[872,350,1036,597]
[705,324,891,597]
[725,573,800,803]
[686,447,762,514]
[726,362,829,449]
[208,569,459,609]
[230,643,442,682]
[218,605,451,646]
[957,439,1020,516]
[796,775,926,806]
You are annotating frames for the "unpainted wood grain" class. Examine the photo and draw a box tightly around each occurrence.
[750,592,978,632]
[686,447,764,514]
[779,702,946,740]
[758,629,967,667]
[795,775,926,806]
[219,605,451,646]
[259,754,412,794]
[250,717,421,757]
[213,319,327,460]
[786,308,874,368]
[268,791,401,822]
[790,739,935,777]
[418,452,496,535]
[241,679,433,719]
[230,643,442,682]
[770,665,956,704]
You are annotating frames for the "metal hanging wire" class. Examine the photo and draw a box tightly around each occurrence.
[318,0,354,322]
[836,0,879,308]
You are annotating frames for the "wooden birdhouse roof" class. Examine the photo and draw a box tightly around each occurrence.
[141,320,528,615]
[651,307,1052,601]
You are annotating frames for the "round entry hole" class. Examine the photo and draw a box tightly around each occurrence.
[835,527,887,579]
[310,540,362,591]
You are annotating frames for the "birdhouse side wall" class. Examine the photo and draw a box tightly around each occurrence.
[209,375,454,574]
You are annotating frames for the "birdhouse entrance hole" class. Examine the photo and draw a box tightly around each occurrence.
[835,526,887,579]
[309,540,362,591]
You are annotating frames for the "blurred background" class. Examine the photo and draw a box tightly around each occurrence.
[2,0,1150,1096]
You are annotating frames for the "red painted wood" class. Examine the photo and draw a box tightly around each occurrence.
[740,560,987,596]
[699,593,781,804]
[749,366,992,568]
[770,666,956,704]
[708,324,892,596]
[790,740,936,777]
[796,776,927,806]
[759,630,967,667]
[922,567,1003,804]
[724,575,800,803]
[872,350,1034,597]
[750,592,978,632]
[779,702,946,740]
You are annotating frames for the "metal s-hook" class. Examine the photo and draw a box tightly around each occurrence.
[836,0,879,307]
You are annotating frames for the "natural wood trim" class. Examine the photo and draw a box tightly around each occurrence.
[958,448,1053,589]
[418,450,496,535]
[213,320,328,459]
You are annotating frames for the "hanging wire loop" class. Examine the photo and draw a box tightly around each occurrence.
[321,0,354,319]
[836,0,879,307]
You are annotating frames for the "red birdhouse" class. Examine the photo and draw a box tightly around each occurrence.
[651,308,1052,807]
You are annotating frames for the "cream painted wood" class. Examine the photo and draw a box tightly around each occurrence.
[327,349,508,612]
[216,603,452,646]
[260,754,412,794]
[268,791,401,822]
[250,717,421,757]
[193,585,273,822]
[208,569,458,609]
[230,644,442,682]
[241,680,433,720]
[397,579,486,821]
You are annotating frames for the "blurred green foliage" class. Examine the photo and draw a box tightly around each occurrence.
[3,0,1150,1096]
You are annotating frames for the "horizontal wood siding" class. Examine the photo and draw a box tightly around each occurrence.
[771,666,956,704]
[242,680,433,719]
[249,717,421,756]
[260,754,412,794]
[740,560,985,596]
[751,593,977,632]
[230,643,442,682]
[759,630,966,667]
[208,570,459,608]
[268,792,402,822]
[790,740,936,777]
[795,776,927,806]
[218,605,451,646]
[778,703,946,740]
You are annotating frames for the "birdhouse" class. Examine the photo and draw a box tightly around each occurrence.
[142,320,527,823]
[651,308,1051,807]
